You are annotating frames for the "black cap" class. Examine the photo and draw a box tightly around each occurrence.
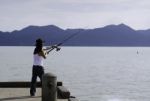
[36,38,45,44]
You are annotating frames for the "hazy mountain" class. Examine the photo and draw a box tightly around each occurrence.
[0,24,150,46]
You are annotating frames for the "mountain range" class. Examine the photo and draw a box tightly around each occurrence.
[0,24,150,46]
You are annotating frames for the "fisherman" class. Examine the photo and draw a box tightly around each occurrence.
[30,38,47,96]
[30,29,83,96]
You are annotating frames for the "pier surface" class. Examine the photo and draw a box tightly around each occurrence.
[0,88,67,101]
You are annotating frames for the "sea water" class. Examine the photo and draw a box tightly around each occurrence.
[0,46,150,101]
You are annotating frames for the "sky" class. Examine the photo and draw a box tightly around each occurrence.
[1,0,150,31]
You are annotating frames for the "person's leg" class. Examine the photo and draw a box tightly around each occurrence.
[38,66,44,84]
[30,66,37,96]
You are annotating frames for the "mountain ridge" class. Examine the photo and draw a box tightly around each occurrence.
[0,24,150,46]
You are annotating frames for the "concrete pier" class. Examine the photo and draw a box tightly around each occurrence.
[0,73,78,101]
[0,88,67,101]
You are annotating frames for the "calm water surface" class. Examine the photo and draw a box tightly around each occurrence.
[0,46,150,101]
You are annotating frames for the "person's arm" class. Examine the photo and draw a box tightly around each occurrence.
[39,50,47,59]
[44,45,61,54]
[44,45,57,51]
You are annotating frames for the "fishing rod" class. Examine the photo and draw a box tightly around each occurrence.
[46,28,86,54]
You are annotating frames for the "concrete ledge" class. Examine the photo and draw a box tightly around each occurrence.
[0,81,62,88]
[0,82,79,101]
[57,86,70,99]
[0,88,68,101]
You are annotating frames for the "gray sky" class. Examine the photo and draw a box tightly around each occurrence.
[1,0,150,31]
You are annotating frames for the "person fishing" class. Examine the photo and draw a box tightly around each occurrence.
[30,29,85,96]
[30,38,48,96]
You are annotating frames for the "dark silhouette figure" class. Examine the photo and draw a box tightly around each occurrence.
[30,38,47,96]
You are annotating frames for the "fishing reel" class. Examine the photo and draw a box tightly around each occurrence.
[56,47,61,51]
[52,45,61,51]
[45,45,61,54]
